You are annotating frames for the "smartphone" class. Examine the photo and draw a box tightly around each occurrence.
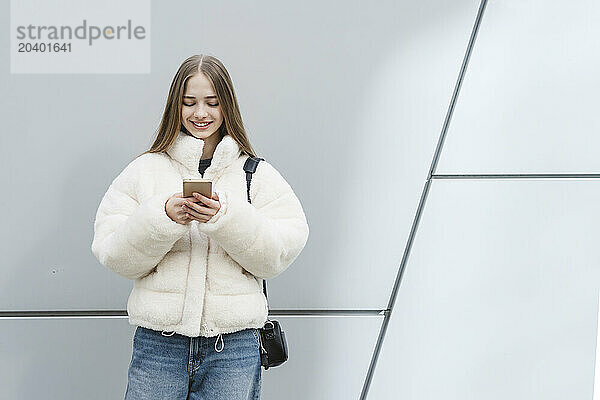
[183,179,213,200]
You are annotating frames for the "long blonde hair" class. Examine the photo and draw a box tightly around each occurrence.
[139,54,258,158]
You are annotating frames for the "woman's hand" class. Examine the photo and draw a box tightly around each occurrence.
[165,192,194,225]
[182,192,221,223]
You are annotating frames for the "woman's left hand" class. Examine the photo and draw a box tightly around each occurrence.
[183,192,221,223]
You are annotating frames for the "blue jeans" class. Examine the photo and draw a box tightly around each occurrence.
[124,326,262,400]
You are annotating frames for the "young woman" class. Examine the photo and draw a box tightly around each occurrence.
[91,54,309,399]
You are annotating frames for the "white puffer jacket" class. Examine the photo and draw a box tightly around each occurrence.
[91,131,309,340]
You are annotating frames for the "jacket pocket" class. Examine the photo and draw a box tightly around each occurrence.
[127,286,187,325]
[129,233,193,325]
[138,250,190,293]
[207,248,261,295]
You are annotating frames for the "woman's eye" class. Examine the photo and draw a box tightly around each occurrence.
[183,103,218,107]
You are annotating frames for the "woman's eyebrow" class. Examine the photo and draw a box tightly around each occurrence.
[183,95,217,99]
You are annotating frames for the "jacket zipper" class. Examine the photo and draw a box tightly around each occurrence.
[200,235,210,335]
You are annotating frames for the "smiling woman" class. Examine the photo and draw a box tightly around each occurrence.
[91,54,309,400]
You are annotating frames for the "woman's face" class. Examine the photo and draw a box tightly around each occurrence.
[181,73,224,140]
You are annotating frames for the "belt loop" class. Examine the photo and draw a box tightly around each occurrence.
[161,330,175,336]
[214,333,224,352]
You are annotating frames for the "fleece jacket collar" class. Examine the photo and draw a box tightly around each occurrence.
[166,130,241,177]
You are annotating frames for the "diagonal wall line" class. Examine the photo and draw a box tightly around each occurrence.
[359,1,489,398]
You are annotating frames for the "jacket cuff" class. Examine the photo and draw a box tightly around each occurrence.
[204,189,228,225]
[196,189,254,254]
[132,191,190,244]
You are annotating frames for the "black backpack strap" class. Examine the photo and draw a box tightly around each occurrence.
[243,156,265,203]
[243,156,268,300]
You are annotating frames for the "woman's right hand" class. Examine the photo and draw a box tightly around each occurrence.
[165,192,195,225]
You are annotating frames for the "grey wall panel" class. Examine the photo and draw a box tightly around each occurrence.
[369,179,600,400]
[261,316,381,400]
[0,318,135,400]
[0,316,381,400]
[436,0,600,174]
[0,0,480,310]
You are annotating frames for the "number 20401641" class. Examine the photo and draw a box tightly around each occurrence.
[17,42,71,53]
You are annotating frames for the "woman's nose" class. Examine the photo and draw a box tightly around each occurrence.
[194,106,208,118]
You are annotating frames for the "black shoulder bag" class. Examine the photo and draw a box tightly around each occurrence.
[243,156,289,370]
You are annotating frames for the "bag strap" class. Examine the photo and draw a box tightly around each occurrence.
[243,156,267,302]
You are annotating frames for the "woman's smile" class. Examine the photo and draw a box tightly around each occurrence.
[191,121,213,130]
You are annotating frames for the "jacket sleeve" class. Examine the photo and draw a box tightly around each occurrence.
[197,160,309,279]
[91,155,190,280]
